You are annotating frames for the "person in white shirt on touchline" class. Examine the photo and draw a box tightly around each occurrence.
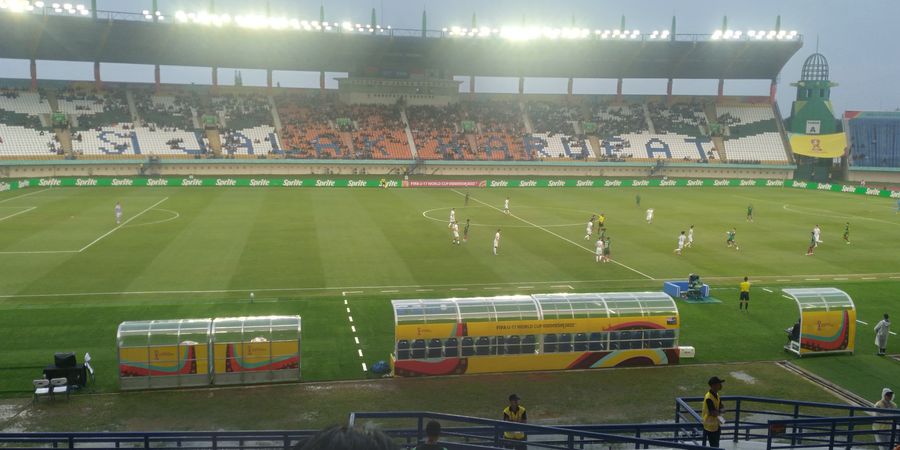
[493,229,501,255]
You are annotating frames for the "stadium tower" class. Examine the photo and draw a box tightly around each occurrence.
[786,52,844,181]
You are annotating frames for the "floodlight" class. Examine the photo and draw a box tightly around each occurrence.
[51,2,58,7]
[35,1,45,6]
[341,21,352,30]
[442,27,447,32]
[747,30,756,37]
[711,29,722,40]
[54,7,61,12]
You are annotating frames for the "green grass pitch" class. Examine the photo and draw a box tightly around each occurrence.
[0,185,898,402]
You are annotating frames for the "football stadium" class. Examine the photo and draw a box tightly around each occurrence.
[0,0,899,448]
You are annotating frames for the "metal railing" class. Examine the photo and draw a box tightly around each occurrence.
[0,430,317,450]
[349,411,708,450]
[675,396,900,450]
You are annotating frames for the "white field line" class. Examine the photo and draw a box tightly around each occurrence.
[78,197,169,252]
[0,206,36,222]
[451,189,655,280]
[123,209,180,228]
[857,320,869,325]
[3,271,900,300]
[762,288,773,293]
[343,291,366,373]
[782,295,794,300]
[0,188,51,204]
[861,277,877,280]
[0,249,79,255]
[891,332,898,336]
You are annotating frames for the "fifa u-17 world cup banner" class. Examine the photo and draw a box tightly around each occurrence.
[790,133,848,159]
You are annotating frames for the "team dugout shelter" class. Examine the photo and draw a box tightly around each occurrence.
[782,288,856,356]
[117,316,301,390]
[391,292,681,377]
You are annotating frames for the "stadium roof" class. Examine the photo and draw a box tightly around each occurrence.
[0,14,802,80]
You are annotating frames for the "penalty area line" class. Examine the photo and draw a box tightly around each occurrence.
[451,189,655,280]
[0,188,52,204]
[79,197,169,253]
[0,206,36,222]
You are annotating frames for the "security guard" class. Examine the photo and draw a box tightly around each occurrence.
[502,394,527,450]
[702,376,725,447]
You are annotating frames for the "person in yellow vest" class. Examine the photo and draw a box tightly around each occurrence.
[502,394,527,450]
[739,277,751,313]
[702,376,725,447]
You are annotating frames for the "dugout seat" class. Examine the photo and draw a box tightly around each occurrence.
[588,332,607,351]
[397,340,410,360]
[522,335,537,353]
[494,336,506,355]
[411,339,426,359]
[574,333,588,352]
[461,337,475,356]
[558,333,573,353]
[427,338,443,358]
[506,335,522,354]
[475,337,491,356]
[543,334,558,353]
[444,338,459,357]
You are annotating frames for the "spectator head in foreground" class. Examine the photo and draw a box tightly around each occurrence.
[298,425,398,450]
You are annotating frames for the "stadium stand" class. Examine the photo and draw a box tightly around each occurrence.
[526,100,595,159]
[72,123,207,157]
[717,104,789,162]
[0,88,60,158]
[277,93,351,159]
[349,104,412,159]
[462,100,528,160]
[647,101,708,137]
[407,104,473,160]
[133,88,198,130]
[848,114,900,168]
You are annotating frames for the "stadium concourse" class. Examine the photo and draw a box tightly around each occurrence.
[0,82,792,164]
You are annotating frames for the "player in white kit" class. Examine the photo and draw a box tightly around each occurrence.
[675,231,687,255]
[646,208,654,224]
[115,202,123,224]
[687,225,694,247]
[595,237,604,263]
[449,208,456,228]
[584,217,595,240]
[493,229,501,255]
[451,221,460,245]
[813,225,823,243]
[503,198,510,215]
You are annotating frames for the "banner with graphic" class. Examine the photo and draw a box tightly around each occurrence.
[2,177,899,199]
[790,133,848,159]
[119,344,209,377]
[213,341,299,373]
[800,310,856,354]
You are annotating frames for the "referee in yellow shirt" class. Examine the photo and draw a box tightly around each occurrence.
[739,277,751,312]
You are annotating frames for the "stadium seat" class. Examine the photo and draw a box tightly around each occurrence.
[427,338,443,358]
[396,340,410,360]
[506,335,522,355]
[411,339,426,359]
[522,335,537,354]
[50,378,69,400]
[444,338,459,357]
[461,337,475,357]
[574,333,588,352]
[494,336,506,355]
[475,337,491,356]
[588,332,607,351]
[543,334,558,353]
[558,333,573,353]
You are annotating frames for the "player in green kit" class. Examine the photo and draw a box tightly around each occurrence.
[842,222,850,245]
[726,228,739,250]
[746,204,753,222]
[603,237,611,262]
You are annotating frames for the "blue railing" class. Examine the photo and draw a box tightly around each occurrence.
[0,430,317,450]
[675,396,900,450]
[349,411,708,450]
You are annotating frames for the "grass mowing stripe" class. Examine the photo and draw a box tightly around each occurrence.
[451,189,656,280]
[0,206,36,222]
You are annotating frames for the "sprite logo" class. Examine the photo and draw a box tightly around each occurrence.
[315,179,336,187]
[0,182,10,192]
[792,181,808,189]
[18,180,30,189]
[687,180,703,186]
[865,188,881,196]
[632,180,649,187]
[282,179,303,187]
[519,180,537,187]
[249,179,270,187]
[39,178,62,187]
[147,178,169,186]
[713,179,730,187]
[739,179,756,186]
[180,178,202,186]
[766,180,784,187]
[216,179,237,186]
[816,183,833,190]
[347,180,367,187]
[575,180,593,187]
[659,179,677,187]
[890,191,900,199]
[111,178,134,186]
[489,180,509,187]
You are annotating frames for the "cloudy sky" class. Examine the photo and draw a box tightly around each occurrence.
[1,0,897,114]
